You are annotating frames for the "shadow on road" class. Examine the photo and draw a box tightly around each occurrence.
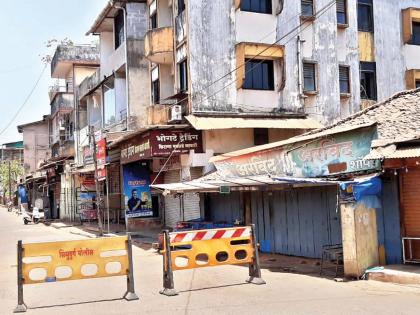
[178,282,249,293]
[28,297,125,310]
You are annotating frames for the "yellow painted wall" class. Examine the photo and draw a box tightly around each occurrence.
[358,32,375,62]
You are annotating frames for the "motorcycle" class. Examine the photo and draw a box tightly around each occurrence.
[23,207,44,225]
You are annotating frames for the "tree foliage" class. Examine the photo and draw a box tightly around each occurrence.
[0,160,24,196]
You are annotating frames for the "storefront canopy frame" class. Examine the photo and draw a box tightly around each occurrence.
[151,174,337,194]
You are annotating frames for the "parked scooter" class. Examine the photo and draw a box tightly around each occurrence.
[23,207,44,225]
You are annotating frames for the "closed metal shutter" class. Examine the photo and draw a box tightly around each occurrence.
[402,169,420,237]
[182,167,202,222]
[163,168,202,227]
[164,170,181,228]
[401,169,420,259]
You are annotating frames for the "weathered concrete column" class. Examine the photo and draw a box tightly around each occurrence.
[341,201,379,278]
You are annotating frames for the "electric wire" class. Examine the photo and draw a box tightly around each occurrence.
[0,64,48,137]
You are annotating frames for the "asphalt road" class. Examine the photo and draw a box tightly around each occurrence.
[1,207,420,315]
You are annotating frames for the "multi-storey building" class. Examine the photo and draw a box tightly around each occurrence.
[17,116,50,174]
[43,44,99,220]
[49,44,100,160]
[69,0,420,231]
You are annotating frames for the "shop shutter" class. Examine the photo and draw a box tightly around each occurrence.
[402,169,420,237]
[164,170,181,228]
[182,167,202,222]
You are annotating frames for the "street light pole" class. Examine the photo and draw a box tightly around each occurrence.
[90,126,103,236]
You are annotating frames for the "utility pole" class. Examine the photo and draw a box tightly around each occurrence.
[90,126,104,236]
[8,160,11,203]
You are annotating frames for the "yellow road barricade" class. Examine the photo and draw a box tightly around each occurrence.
[14,235,138,313]
[160,224,265,296]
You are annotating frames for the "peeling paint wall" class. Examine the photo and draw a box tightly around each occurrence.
[181,0,420,125]
[374,0,420,101]
[126,3,150,129]
[187,0,237,113]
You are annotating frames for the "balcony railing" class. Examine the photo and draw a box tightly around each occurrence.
[145,26,174,64]
[78,68,101,99]
[50,93,74,116]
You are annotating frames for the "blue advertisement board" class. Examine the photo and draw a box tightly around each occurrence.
[123,163,153,218]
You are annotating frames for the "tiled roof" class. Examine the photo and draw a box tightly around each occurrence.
[305,89,420,146]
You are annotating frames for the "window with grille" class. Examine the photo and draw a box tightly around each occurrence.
[303,62,316,92]
[357,0,373,32]
[360,62,377,100]
[241,0,272,14]
[339,66,350,94]
[301,0,314,17]
[336,0,347,25]
[243,59,275,90]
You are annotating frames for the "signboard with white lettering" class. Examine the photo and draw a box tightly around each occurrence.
[120,129,202,164]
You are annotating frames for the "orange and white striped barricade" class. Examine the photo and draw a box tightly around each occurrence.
[13,235,138,313]
[160,224,265,296]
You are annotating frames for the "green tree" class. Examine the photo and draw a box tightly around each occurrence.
[0,160,24,200]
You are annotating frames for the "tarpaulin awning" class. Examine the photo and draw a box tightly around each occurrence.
[186,115,324,131]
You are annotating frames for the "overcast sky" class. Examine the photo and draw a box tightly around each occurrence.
[0,0,108,144]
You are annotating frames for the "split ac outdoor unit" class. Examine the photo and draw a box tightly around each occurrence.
[169,105,182,122]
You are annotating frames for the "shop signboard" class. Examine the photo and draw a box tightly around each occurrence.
[120,129,203,164]
[215,127,380,178]
[96,138,107,181]
[77,191,97,221]
[288,128,381,177]
[83,146,93,165]
[123,163,154,218]
[214,148,288,178]
[120,132,152,164]
[150,129,203,157]
[79,174,96,191]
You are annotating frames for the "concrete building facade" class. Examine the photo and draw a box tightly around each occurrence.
[17,117,50,174]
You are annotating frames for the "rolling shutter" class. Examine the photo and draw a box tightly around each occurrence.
[182,167,202,222]
[401,169,420,259]
[402,169,420,237]
[164,170,181,228]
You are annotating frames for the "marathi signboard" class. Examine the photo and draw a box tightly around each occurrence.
[123,163,154,218]
[96,138,107,181]
[120,129,203,164]
[289,128,380,177]
[214,127,380,178]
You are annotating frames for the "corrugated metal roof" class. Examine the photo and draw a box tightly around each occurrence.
[211,122,375,163]
[186,115,324,131]
[151,173,337,194]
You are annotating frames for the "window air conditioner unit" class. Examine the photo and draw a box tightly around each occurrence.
[169,105,182,122]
